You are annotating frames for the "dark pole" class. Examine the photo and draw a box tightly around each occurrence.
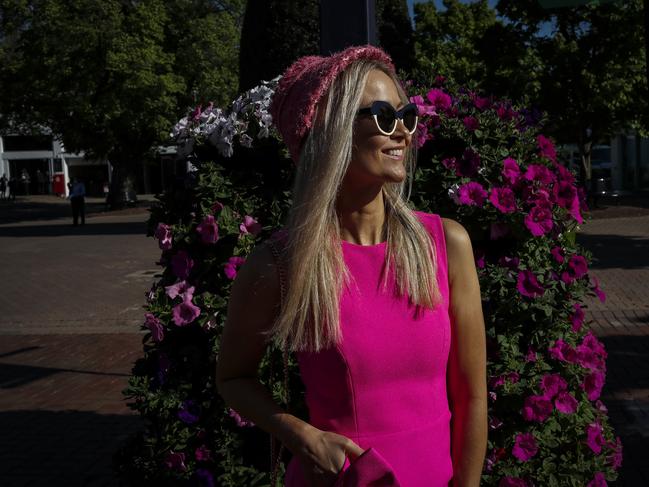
[644,0,649,96]
[320,0,377,55]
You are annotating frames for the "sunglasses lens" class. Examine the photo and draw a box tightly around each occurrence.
[375,104,397,133]
[402,106,418,132]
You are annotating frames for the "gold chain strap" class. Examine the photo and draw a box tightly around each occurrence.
[265,236,290,486]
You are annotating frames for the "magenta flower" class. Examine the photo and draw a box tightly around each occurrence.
[555,391,578,414]
[154,223,173,250]
[172,296,201,326]
[441,157,457,171]
[568,255,588,279]
[239,215,262,236]
[586,472,608,487]
[569,192,584,224]
[537,134,557,162]
[426,88,452,112]
[144,313,164,343]
[195,445,213,462]
[489,187,517,213]
[516,270,544,298]
[498,477,529,487]
[164,451,187,471]
[414,122,431,148]
[473,96,491,110]
[553,180,577,208]
[196,214,219,244]
[591,276,607,302]
[586,422,606,454]
[165,280,195,301]
[550,246,565,264]
[540,373,568,399]
[228,407,255,427]
[525,346,537,362]
[502,158,521,185]
[463,116,480,131]
[521,395,553,422]
[224,256,246,280]
[410,94,437,116]
[606,437,623,469]
[571,303,585,332]
[525,164,556,186]
[524,204,553,236]
[457,182,488,207]
[549,338,578,363]
[512,432,538,461]
[211,200,224,213]
[582,370,605,401]
[171,250,194,280]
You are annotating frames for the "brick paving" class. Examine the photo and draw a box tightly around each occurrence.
[578,214,649,487]
[0,196,647,485]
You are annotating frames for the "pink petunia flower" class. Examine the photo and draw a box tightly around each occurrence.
[582,370,605,401]
[525,346,537,363]
[239,215,262,236]
[172,296,201,326]
[196,214,219,244]
[473,96,491,111]
[571,303,585,332]
[512,432,538,461]
[489,187,517,213]
[548,338,578,363]
[165,280,195,301]
[524,204,553,236]
[586,422,606,454]
[540,373,568,399]
[426,88,452,112]
[224,256,246,280]
[457,182,488,207]
[516,270,544,298]
[463,116,480,131]
[568,255,588,279]
[195,445,213,462]
[154,223,173,251]
[171,250,194,280]
[144,312,164,343]
[525,164,556,186]
[606,437,623,470]
[521,395,553,422]
[553,180,577,208]
[550,246,565,264]
[164,451,187,471]
[502,158,521,185]
[586,472,608,487]
[591,276,607,302]
[555,391,579,414]
[410,94,437,116]
[537,134,557,162]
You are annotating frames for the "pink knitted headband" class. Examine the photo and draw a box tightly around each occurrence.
[269,45,396,163]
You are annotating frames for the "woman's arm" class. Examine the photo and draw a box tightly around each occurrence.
[442,218,488,487]
[215,243,364,485]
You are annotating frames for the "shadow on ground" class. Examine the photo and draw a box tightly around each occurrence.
[577,233,649,270]
[600,335,649,486]
[0,410,142,486]
[0,221,148,238]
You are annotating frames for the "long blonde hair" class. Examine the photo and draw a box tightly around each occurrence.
[266,59,441,353]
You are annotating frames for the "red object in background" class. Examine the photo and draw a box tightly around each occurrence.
[52,173,66,195]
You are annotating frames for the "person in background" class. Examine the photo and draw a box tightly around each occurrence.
[0,174,7,200]
[36,169,46,194]
[68,177,86,226]
[8,177,16,201]
[20,169,30,196]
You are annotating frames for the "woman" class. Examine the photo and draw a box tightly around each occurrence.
[216,45,487,487]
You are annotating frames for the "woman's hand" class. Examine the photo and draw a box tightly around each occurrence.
[296,427,365,487]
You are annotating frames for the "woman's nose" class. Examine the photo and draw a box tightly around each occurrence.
[392,118,412,144]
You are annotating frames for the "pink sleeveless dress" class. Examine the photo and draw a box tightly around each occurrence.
[282,211,453,487]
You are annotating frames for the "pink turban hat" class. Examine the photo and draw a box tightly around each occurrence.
[269,44,396,163]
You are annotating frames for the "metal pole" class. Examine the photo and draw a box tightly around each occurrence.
[320,0,377,55]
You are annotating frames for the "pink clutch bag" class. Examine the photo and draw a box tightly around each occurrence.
[333,447,402,487]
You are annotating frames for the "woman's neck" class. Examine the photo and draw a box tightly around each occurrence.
[336,187,386,245]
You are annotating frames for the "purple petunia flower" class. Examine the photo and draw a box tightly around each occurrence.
[239,215,262,236]
[196,214,219,244]
[522,395,553,422]
[144,312,164,343]
[195,468,215,487]
[473,96,491,111]
[550,246,565,264]
[502,158,521,185]
[516,270,544,298]
[457,182,488,207]
[591,276,607,302]
[540,373,568,399]
[548,338,578,363]
[463,116,480,132]
[172,296,201,326]
[553,179,577,208]
[178,399,200,424]
[525,164,556,186]
[586,472,608,487]
[571,303,585,332]
[154,223,173,251]
[582,370,605,401]
[171,250,194,280]
[224,256,246,280]
[586,422,606,454]
[537,134,557,162]
[195,445,213,462]
[512,432,538,462]
[426,88,452,112]
[211,200,224,214]
[524,204,553,237]
[555,391,578,414]
[489,187,517,213]
[568,255,588,279]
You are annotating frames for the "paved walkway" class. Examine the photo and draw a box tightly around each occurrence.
[0,196,647,485]
[578,214,649,487]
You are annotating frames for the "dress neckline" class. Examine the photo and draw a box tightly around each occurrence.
[341,239,387,248]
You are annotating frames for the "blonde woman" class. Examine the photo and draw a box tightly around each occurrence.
[216,45,487,487]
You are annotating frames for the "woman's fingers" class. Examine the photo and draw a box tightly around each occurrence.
[343,438,365,461]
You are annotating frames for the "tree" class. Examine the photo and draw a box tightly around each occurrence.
[376,0,416,72]
[0,0,244,205]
